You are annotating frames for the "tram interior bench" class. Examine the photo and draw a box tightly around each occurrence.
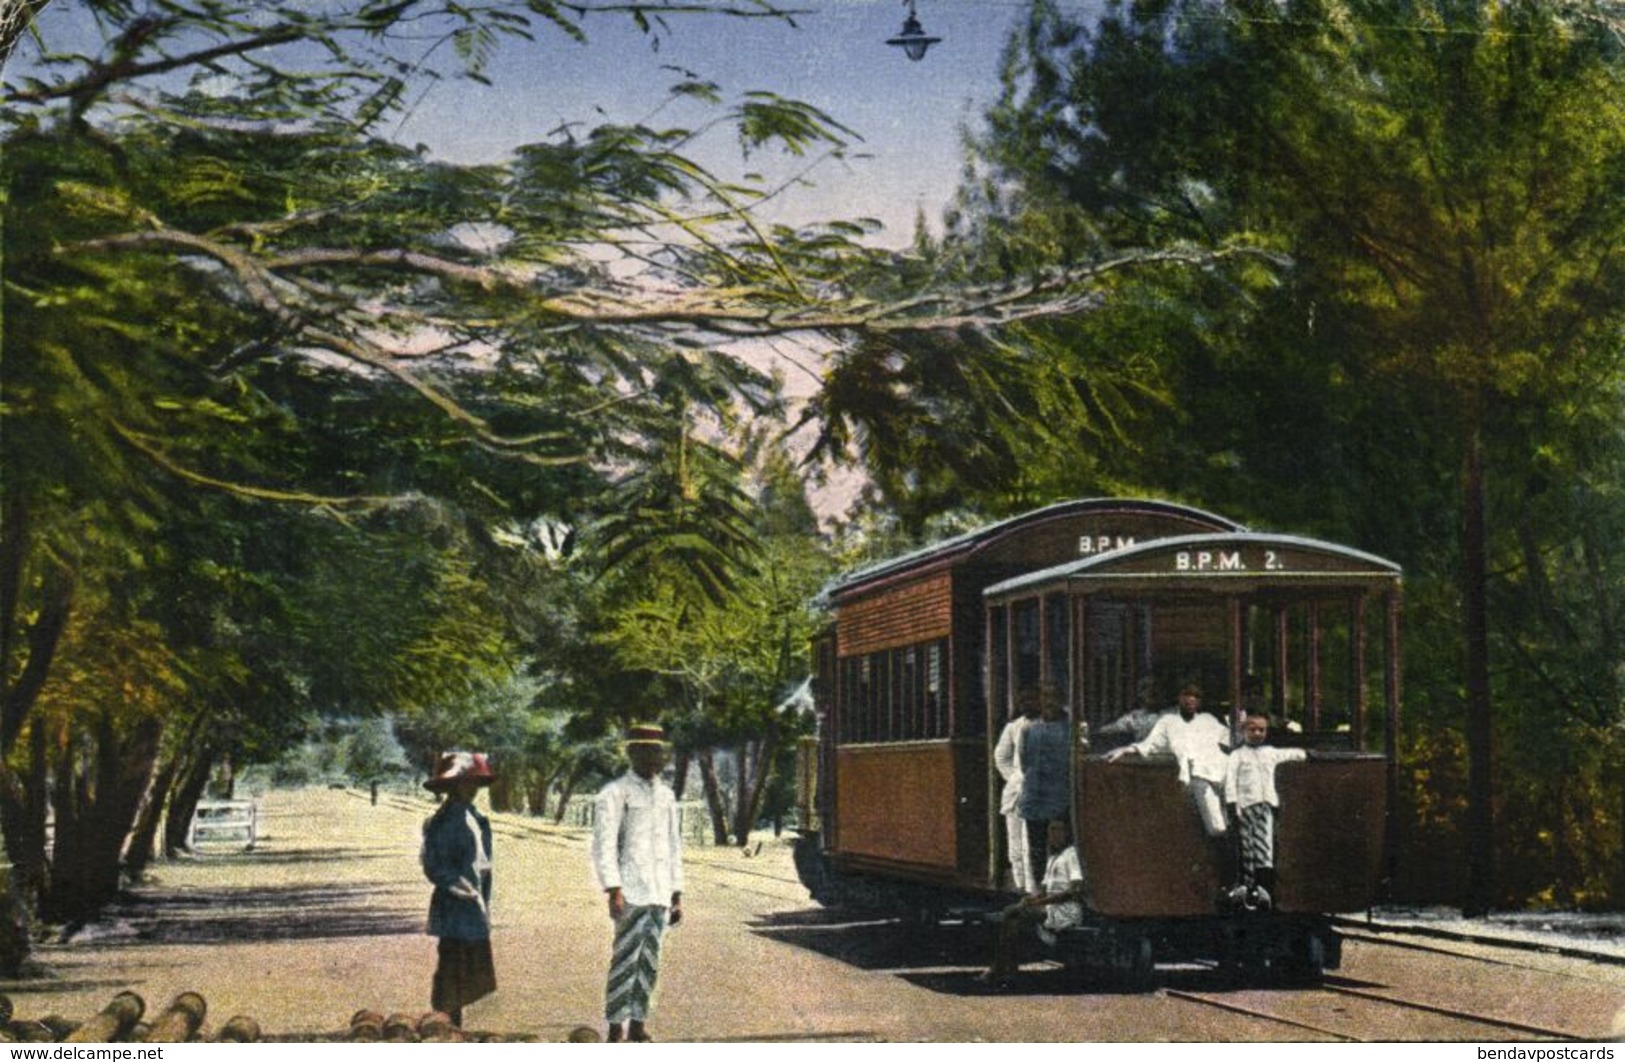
[187,799,258,851]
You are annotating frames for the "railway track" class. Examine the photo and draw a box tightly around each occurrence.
[1164,980,1587,1041]
[1333,915,1625,970]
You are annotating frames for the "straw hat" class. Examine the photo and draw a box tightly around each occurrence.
[624,723,670,749]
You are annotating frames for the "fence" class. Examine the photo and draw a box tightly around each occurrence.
[187,800,258,851]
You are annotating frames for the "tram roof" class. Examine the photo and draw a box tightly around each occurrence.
[983,531,1402,599]
[820,497,1244,602]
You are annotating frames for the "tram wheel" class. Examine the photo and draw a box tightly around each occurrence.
[1277,931,1327,987]
[1113,934,1155,993]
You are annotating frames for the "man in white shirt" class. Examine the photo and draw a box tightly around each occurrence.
[1104,683,1231,836]
[979,819,1087,986]
[992,688,1041,893]
[591,723,685,1043]
[1224,712,1308,908]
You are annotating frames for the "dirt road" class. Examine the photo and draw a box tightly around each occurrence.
[1,788,1620,1042]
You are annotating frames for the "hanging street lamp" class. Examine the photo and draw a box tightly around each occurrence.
[885,0,941,61]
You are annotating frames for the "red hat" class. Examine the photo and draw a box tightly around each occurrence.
[624,723,669,748]
[424,750,496,791]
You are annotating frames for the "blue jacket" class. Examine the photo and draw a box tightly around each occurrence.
[421,799,493,940]
[1018,717,1071,820]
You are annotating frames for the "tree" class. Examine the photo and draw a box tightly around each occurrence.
[599,441,830,844]
[959,0,1625,909]
[2,0,1256,926]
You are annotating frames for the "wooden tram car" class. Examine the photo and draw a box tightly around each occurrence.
[794,498,1401,987]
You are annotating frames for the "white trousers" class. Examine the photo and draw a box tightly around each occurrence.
[1003,808,1030,893]
[1190,777,1228,837]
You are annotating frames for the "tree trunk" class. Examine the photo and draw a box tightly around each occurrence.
[533,761,568,819]
[552,762,586,825]
[488,773,516,813]
[123,751,183,879]
[697,750,729,845]
[1617,749,1625,905]
[0,722,48,917]
[1462,421,1497,916]
[44,713,163,925]
[126,709,212,878]
[1,568,72,756]
[525,767,548,818]
[739,731,784,848]
[671,748,690,801]
[164,748,216,858]
[731,743,754,845]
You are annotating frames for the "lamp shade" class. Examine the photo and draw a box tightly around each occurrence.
[886,14,940,61]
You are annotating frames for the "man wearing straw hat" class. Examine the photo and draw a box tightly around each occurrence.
[591,723,685,1043]
[420,750,497,1028]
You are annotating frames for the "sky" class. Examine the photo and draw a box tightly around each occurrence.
[12,1,1101,244]
[388,0,1035,244]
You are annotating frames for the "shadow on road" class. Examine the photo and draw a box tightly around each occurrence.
[88,882,421,945]
[750,909,1354,998]
[748,909,989,974]
[181,847,399,866]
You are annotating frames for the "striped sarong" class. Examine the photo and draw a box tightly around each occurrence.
[606,904,668,1023]
[1237,803,1276,879]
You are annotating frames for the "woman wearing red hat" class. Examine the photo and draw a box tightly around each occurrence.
[420,751,496,1027]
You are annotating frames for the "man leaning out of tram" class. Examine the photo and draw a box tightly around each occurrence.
[1103,682,1231,837]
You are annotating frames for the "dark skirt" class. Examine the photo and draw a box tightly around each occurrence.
[432,937,496,1012]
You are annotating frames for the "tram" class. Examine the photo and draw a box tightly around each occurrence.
[793,498,1401,987]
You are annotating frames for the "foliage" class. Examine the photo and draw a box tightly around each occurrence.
[2,0,858,920]
[597,446,831,840]
[950,0,1625,908]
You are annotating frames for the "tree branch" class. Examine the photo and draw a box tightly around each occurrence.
[75,228,1261,334]
[111,420,421,511]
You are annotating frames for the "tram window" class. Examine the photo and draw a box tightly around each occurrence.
[989,606,1009,722]
[1014,598,1041,692]
[834,639,954,744]
[1148,601,1227,701]
[1361,597,1392,753]
[1310,598,1356,740]
[1239,598,1373,748]
[1086,602,1131,727]
[860,655,874,742]
[878,650,894,741]
[926,640,945,739]
[903,645,920,739]
[844,656,856,742]
[1045,593,1070,706]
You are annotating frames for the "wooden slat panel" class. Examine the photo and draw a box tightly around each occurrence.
[1079,759,1220,918]
[1078,756,1388,918]
[833,742,958,869]
[1275,757,1387,913]
[837,572,952,656]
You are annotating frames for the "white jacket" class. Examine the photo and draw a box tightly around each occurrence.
[993,715,1030,814]
[592,772,685,907]
[1224,744,1307,810]
[1131,711,1232,787]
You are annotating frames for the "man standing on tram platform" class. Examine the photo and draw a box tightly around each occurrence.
[994,688,1041,893]
[1018,683,1072,893]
